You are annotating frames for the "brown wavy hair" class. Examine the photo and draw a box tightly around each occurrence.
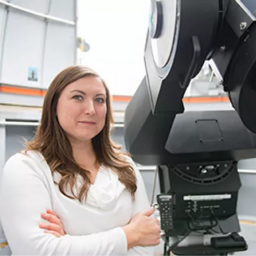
[26,65,137,202]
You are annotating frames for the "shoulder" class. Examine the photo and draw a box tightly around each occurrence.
[6,150,44,164]
[118,153,143,179]
[119,153,137,169]
[4,151,31,167]
[3,150,47,177]
[120,153,134,164]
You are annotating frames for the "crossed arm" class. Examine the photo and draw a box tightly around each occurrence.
[40,207,160,249]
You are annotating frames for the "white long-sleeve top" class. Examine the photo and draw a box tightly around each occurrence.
[0,150,154,256]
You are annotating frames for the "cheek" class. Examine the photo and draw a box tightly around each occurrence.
[98,106,107,124]
[57,101,79,125]
[57,101,68,121]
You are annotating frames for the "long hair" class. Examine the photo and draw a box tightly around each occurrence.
[26,65,137,202]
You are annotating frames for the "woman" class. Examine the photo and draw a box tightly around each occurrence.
[0,66,160,255]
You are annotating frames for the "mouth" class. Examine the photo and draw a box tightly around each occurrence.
[78,121,96,125]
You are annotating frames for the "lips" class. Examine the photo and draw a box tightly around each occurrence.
[78,121,96,125]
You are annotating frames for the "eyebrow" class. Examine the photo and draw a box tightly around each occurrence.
[95,93,106,97]
[70,90,85,95]
[70,90,106,97]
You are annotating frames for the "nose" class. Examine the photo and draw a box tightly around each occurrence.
[84,100,95,115]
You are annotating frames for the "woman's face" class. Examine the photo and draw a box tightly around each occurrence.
[56,76,107,144]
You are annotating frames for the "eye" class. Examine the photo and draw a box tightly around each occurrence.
[95,98,105,103]
[72,95,83,100]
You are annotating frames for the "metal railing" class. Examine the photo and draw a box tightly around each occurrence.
[0,0,75,26]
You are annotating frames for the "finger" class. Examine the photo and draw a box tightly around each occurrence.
[41,213,62,226]
[39,223,64,236]
[155,239,160,245]
[41,214,66,235]
[155,218,160,225]
[46,209,58,217]
[141,207,154,217]
[44,230,61,238]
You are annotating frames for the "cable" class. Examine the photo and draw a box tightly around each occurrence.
[187,208,229,235]
[151,166,159,205]
[163,236,169,256]
[186,210,218,232]
[164,230,191,255]
[209,208,226,234]
[168,230,191,251]
[163,208,227,255]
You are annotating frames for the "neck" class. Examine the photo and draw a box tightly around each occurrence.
[70,138,97,168]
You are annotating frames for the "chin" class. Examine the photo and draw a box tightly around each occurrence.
[78,132,101,141]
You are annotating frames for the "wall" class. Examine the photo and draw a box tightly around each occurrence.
[0,0,77,89]
[0,0,76,250]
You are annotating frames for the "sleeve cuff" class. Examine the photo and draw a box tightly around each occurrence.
[101,227,127,256]
[113,227,128,256]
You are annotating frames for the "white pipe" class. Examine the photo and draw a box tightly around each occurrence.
[137,166,156,171]
[238,169,256,174]
[113,123,124,128]
[0,121,39,126]
[0,0,75,26]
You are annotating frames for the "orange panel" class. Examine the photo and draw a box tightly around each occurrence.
[42,90,47,96]
[239,220,256,225]
[0,85,44,96]
[0,242,8,248]
[183,96,229,103]
[112,95,131,102]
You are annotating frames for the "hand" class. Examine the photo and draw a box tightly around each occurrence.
[39,209,66,237]
[122,207,161,248]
